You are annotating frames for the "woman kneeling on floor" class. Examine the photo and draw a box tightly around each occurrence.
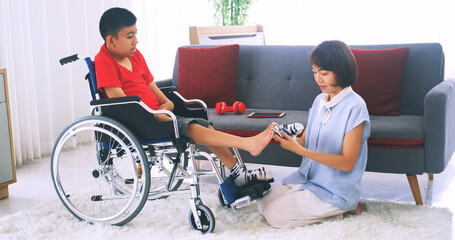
[259,40,370,228]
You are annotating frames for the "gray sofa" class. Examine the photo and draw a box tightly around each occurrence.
[159,43,455,205]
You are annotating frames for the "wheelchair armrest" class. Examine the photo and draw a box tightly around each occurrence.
[173,91,208,110]
[92,97,181,141]
[90,96,141,106]
[159,86,207,109]
[156,79,174,88]
[159,85,178,92]
[160,87,209,120]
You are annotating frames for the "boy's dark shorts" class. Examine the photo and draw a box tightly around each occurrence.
[176,116,212,142]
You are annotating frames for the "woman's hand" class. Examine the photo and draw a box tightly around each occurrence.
[272,130,303,154]
[278,122,365,172]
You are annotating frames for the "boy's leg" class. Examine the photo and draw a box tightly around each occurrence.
[229,162,272,187]
[205,145,236,169]
[187,123,275,157]
[182,121,274,187]
[206,144,273,187]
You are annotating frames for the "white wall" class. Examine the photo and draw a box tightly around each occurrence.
[247,0,455,79]
[132,1,213,80]
[134,0,455,80]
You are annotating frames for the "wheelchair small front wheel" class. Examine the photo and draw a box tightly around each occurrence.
[51,116,150,226]
[188,204,215,234]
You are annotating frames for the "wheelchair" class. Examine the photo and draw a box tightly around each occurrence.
[51,54,272,234]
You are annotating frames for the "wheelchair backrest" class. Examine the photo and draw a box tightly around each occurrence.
[84,57,101,100]
[83,57,184,146]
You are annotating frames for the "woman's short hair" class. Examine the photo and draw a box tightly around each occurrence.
[309,40,357,88]
[99,7,137,41]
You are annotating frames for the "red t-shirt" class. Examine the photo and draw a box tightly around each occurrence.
[94,44,160,110]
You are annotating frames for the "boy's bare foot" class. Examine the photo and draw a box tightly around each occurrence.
[344,202,367,216]
[247,124,276,156]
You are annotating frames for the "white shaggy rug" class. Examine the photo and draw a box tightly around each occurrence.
[0,184,452,240]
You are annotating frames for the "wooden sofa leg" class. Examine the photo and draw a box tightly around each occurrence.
[428,173,434,180]
[406,174,423,205]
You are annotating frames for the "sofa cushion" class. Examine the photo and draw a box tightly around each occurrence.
[209,108,308,131]
[368,114,424,148]
[351,47,410,116]
[236,45,318,110]
[177,44,239,107]
[209,108,308,144]
[209,109,423,149]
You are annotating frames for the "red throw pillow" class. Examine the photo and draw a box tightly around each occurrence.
[178,44,239,107]
[351,47,409,116]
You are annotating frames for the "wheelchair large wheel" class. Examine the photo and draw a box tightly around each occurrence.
[51,116,150,226]
[188,204,215,234]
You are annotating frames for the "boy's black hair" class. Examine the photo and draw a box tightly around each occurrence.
[309,40,357,88]
[99,7,137,41]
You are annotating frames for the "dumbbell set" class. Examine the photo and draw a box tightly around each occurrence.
[215,101,246,115]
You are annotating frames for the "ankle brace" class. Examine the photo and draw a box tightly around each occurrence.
[230,162,244,177]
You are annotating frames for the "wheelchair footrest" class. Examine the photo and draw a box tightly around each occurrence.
[220,177,273,209]
[236,180,272,200]
[219,176,238,205]
[231,181,272,209]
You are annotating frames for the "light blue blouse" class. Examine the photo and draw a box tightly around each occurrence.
[282,87,371,210]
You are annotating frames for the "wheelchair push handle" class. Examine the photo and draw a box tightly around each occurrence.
[59,54,79,65]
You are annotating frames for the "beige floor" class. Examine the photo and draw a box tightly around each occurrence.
[1,153,455,222]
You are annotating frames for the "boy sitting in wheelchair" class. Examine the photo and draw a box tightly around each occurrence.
[94,7,275,188]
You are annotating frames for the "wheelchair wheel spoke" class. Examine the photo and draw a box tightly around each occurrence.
[51,116,150,226]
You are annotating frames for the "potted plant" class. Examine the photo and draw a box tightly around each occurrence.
[210,0,252,26]
[189,0,264,45]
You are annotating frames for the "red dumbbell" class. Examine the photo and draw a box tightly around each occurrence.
[216,101,246,115]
